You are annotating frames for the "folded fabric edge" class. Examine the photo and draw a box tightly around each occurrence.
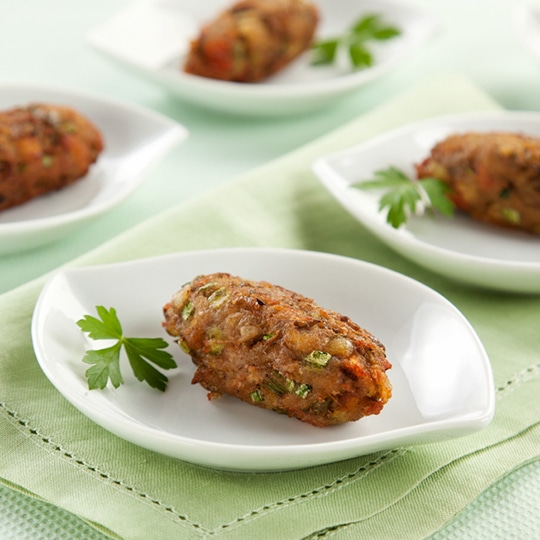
[0,479,118,540]
[428,457,540,539]
[300,454,540,540]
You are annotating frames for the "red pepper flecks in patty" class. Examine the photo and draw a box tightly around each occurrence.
[0,103,103,211]
[184,0,319,82]
[163,273,392,428]
[416,131,540,235]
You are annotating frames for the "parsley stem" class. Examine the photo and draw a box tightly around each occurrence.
[77,306,177,392]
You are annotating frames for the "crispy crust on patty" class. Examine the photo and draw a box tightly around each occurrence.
[184,0,318,82]
[0,103,103,212]
[163,273,392,427]
[415,131,540,235]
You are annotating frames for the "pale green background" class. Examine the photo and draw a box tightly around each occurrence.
[1,0,539,538]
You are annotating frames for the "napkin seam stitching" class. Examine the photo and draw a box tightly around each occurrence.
[1,362,538,537]
[210,362,540,534]
[496,362,540,400]
[0,400,405,536]
[0,402,210,536]
[213,448,405,535]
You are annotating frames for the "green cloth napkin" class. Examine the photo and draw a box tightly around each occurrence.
[1,73,539,540]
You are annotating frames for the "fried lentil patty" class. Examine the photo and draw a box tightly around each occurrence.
[184,0,318,82]
[416,131,540,235]
[0,103,103,212]
[163,273,392,427]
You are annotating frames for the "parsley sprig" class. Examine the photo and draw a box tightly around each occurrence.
[312,14,401,69]
[76,306,177,392]
[353,166,455,228]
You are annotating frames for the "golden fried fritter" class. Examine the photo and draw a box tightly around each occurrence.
[416,131,540,234]
[0,103,104,212]
[163,273,392,428]
[184,0,319,82]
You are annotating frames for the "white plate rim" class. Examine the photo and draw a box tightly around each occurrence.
[514,3,540,64]
[31,247,495,471]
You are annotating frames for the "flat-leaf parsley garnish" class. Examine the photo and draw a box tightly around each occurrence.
[76,306,177,392]
[311,13,401,70]
[353,166,455,228]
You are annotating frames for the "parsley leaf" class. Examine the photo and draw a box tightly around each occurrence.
[353,166,455,228]
[82,344,124,390]
[419,178,456,217]
[311,39,339,65]
[312,13,401,69]
[349,43,373,69]
[77,306,177,392]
